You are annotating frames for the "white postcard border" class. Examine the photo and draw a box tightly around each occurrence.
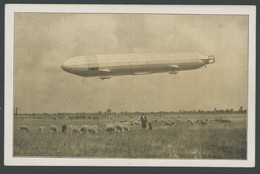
[4,4,256,167]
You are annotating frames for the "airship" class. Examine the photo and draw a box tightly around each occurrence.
[61,53,215,80]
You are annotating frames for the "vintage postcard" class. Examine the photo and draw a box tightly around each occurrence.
[4,4,256,167]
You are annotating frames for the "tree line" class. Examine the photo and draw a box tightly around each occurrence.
[14,106,247,116]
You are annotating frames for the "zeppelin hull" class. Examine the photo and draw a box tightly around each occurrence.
[61,53,215,78]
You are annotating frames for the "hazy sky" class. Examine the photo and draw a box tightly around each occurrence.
[14,13,248,113]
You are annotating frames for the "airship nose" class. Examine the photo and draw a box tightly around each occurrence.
[61,62,69,72]
[61,56,89,76]
[61,58,76,72]
[61,64,65,70]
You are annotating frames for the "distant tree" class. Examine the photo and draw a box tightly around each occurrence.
[239,106,243,112]
[106,108,112,114]
[106,108,112,119]
[15,106,18,115]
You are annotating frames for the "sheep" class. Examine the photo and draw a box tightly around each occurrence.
[39,126,44,133]
[164,120,175,126]
[88,125,98,134]
[20,125,29,133]
[67,125,82,135]
[121,124,131,132]
[128,121,139,126]
[81,125,98,134]
[114,123,125,132]
[200,120,208,125]
[169,120,175,125]
[92,124,98,130]
[215,118,231,123]
[105,124,117,133]
[222,119,231,123]
[187,120,195,126]
[164,121,174,126]
[80,125,92,134]
[121,121,130,126]
[134,121,140,125]
[49,125,58,134]
[159,120,165,124]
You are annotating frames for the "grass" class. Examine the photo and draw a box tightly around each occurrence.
[13,113,247,159]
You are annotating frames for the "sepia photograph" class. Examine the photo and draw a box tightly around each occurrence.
[4,4,256,167]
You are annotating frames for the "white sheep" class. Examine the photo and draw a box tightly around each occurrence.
[200,120,208,125]
[80,125,92,134]
[49,125,58,134]
[88,125,98,134]
[114,123,125,132]
[80,125,98,134]
[39,126,44,133]
[105,124,117,133]
[187,119,195,126]
[165,120,175,126]
[170,121,175,125]
[20,125,29,133]
[121,124,131,132]
[134,121,140,125]
[67,125,82,135]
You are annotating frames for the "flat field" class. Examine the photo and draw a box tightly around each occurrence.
[13,113,247,159]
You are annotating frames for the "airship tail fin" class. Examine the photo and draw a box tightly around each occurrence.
[201,55,216,64]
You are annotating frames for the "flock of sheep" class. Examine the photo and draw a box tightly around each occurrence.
[20,124,100,135]
[104,123,132,133]
[18,120,140,135]
[184,118,231,126]
[18,118,231,134]
[150,118,231,126]
[186,119,208,126]
[149,119,208,126]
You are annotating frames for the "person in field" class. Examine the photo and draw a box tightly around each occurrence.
[140,114,148,129]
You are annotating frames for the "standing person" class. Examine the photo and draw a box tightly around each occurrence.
[140,114,148,129]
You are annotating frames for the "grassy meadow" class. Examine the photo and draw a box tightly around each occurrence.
[13,113,247,159]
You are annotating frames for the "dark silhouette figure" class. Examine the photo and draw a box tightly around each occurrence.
[62,124,67,134]
[148,122,152,130]
[140,115,148,129]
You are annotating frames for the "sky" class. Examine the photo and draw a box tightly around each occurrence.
[13,13,248,113]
